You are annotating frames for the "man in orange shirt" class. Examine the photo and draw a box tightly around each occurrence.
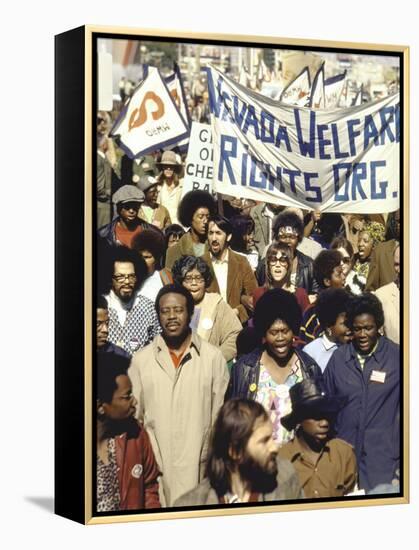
[129,284,229,505]
[98,185,159,248]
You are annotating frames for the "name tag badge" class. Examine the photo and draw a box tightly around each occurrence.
[370,370,386,383]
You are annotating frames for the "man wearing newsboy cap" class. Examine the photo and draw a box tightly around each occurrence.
[98,184,160,248]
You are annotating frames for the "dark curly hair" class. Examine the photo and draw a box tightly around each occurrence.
[97,353,130,404]
[272,211,304,243]
[313,249,343,289]
[229,215,255,253]
[346,293,385,330]
[172,255,213,288]
[177,190,215,227]
[131,228,166,267]
[164,223,185,246]
[254,288,302,338]
[155,283,195,319]
[96,294,108,310]
[316,288,351,329]
[109,245,149,289]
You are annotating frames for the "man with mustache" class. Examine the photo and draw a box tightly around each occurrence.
[105,246,161,356]
[278,378,357,498]
[174,398,303,506]
[203,215,257,323]
[129,284,229,506]
[324,293,400,493]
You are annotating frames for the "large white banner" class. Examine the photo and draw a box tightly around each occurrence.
[110,67,189,159]
[206,65,400,214]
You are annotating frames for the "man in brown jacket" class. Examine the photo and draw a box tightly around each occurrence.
[203,215,257,323]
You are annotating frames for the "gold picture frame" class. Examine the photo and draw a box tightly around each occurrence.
[55,24,409,525]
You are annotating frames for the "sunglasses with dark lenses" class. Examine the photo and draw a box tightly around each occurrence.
[268,255,289,266]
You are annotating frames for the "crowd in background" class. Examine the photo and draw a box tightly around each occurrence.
[95,96,401,511]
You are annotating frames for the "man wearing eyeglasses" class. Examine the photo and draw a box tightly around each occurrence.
[105,246,161,356]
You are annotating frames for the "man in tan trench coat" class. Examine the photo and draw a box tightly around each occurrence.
[129,284,229,506]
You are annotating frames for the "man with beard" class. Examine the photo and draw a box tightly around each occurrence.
[165,190,215,269]
[324,293,400,492]
[96,353,161,511]
[203,215,257,323]
[98,185,158,248]
[173,398,303,506]
[278,378,357,498]
[105,246,161,356]
[129,284,229,506]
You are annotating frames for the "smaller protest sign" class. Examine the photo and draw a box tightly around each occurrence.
[182,122,214,196]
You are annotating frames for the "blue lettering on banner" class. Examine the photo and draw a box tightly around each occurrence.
[331,123,349,159]
[379,106,396,144]
[395,103,400,143]
[333,163,351,201]
[363,115,380,150]
[241,149,248,186]
[282,168,300,194]
[249,157,267,189]
[370,160,388,199]
[275,125,292,151]
[333,161,389,202]
[219,135,237,184]
[317,124,332,160]
[242,105,260,139]
[347,119,361,156]
[233,96,247,128]
[294,109,316,158]
[351,163,368,200]
[304,172,322,202]
[260,110,275,144]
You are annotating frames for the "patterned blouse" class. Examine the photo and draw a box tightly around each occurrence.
[97,438,120,512]
[255,358,303,446]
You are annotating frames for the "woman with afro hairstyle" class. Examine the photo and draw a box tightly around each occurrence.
[226,288,322,446]
[165,190,215,270]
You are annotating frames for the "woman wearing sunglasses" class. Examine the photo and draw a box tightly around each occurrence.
[253,242,309,314]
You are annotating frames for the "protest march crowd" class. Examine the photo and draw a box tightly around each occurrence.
[95,53,401,512]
